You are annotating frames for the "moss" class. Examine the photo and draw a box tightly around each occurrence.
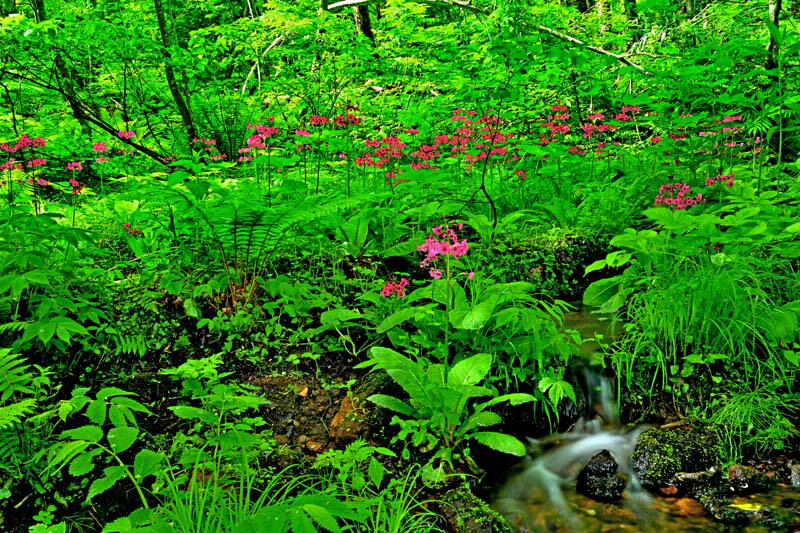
[632,427,718,488]
[441,484,513,533]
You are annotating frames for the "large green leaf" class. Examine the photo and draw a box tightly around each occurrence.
[583,275,623,308]
[447,353,492,386]
[473,432,527,456]
[450,298,497,330]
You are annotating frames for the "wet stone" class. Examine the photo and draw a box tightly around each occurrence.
[632,427,717,490]
[728,464,773,494]
[576,450,627,502]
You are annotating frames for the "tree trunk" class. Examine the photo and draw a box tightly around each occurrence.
[29,0,45,21]
[767,0,782,68]
[354,4,375,43]
[152,0,198,143]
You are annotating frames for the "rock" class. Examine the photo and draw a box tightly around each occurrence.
[790,464,800,487]
[728,464,773,494]
[631,427,717,491]
[305,440,326,453]
[440,485,513,533]
[329,395,366,440]
[672,497,705,517]
[576,450,627,502]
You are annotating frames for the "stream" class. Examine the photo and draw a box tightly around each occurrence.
[490,306,800,533]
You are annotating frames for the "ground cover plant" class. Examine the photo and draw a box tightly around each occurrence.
[0,0,799,531]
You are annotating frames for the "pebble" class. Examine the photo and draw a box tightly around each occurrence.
[790,464,800,487]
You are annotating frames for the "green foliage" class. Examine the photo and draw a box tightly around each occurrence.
[357,347,533,481]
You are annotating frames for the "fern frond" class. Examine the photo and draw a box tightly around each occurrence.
[0,348,34,402]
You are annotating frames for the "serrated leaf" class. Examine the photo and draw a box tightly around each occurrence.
[367,456,385,488]
[86,398,107,425]
[87,466,127,503]
[134,449,164,480]
[107,426,139,454]
[63,425,103,443]
[97,387,135,400]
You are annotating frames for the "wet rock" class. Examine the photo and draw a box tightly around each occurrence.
[631,427,717,491]
[672,497,705,516]
[576,450,626,502]
[790,463,800,487]
[728,464,773,494]
[695,486,800,530]
[440,485,512,533]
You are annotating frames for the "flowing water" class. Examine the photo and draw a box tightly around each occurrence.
[491,306,799,533]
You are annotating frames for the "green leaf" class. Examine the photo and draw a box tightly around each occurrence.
[107,426,139,454]
[170,405,218,425]
[86,398,107,425]
[367,394,415,415]
[63,425,103,443]
[134,449,164,480]
[376,304,434,333]
[447,353,492,386]
[367,456,385,488]
[451,298,497,330]
[68,449,101,476]
[302,504,341,532]
[473,431,527,456]
[583,276,623,308]
[97,387,134,401]
[87,465,127,503]
[183,298,201,319]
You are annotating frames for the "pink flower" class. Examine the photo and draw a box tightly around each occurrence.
[66,162,83,171]
[309,116,329,126]
[466,272,475,280]
[651,136,662,144]
[92,142,108,153]
[117,131,135,140]
[295,129,311,137]
[404,129,420,134]
[429,269,443,280]
[418,226,469,268]
[380,278,410,299]
[27,159,47,168]
[95,157,110,164]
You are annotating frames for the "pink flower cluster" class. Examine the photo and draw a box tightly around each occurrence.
[309,116,330,126]
[117,131,135,140]
[706,173,734,188]
[654,183,704,210]
[0,134,46,153]
[66,162,83,171]
[417,224,469,276]
[380,278,410,299]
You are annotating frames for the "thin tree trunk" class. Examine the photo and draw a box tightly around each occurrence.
[767,0,782,68]
[29,0,45,21]
[153,0,197,143]
[353,4,375,43]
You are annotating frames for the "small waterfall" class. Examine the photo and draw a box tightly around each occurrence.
[493,372,652,532]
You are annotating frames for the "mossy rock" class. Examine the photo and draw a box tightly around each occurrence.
[440,485,513,533]
[632,427,718,489]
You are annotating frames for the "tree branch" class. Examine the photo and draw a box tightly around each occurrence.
[532,23,652,74]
